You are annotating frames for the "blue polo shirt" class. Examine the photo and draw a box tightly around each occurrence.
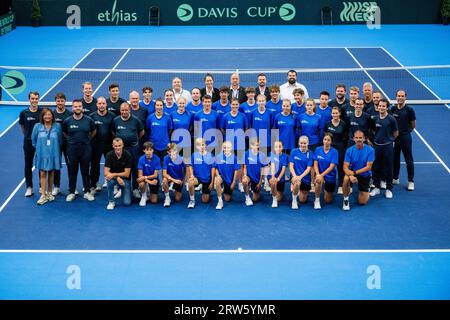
[314,146,339,183]
[249,108,273,148]
[194,110,219,148]
[291,102,306,116]
[244,150,268,183]
[273,113,297,150]
[268,152,289,182]
[316,106,332,139]
[137,154,161,177]
[215,152,240,185]
[140,100,155,115]
[190,151,215,183]
[373,114,398,145]
[163,155,186,181]
[344,144,375,178]
[163,103,178,116]
[212,101,231,124]
[221,111,248,150]
[146,113,173,151]
[289,148,314,184]
[297,113,322,145]
[186,101,203,115]
[239,101,257,124]
[171,111,192,147]
[266,99,282,114]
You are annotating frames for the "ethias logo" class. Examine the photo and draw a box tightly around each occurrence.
[98,0,138,25]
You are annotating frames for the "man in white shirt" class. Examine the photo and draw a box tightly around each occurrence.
[280,69,309,102]
[172,77,191,103]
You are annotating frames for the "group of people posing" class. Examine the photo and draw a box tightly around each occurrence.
[20,70,416,211]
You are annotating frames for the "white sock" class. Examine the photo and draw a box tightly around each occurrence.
[315,197,320,202]
[218,195,223,202]
[293,194,298,201]
[190,194,195,201]
[273,196,277,200]
[165,192,170,199]
[344,196,349,201]
[245,194,251,200]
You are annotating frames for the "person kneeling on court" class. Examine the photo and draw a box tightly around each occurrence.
[162,143,186,207]
[313,133,339,210]
[187,138,215,209]
[215,141,240,210]
[289,136,314,210]
[104,138,132,210]
[269,141,289,208]
[342,130,375,211]
[242,138,268,206]
[137,142,161,207]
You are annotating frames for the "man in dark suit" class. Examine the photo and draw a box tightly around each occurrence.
[255,73,271,101]
[228,73,247,104]
[200,73,220,102]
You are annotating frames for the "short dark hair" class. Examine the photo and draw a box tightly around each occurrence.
[245,87,256,94]
[335,83,346,90]
[55,92,66,100]
[287,69,297,75]
[28,91,40,99]
[72,99,83,105]
[396,89,407,97]
[108,83,119,91]
[155,98,164,106]
[219,86,230,93]
[319,91,330,97]
[257,73,266,78]
[202,95,212,101]
[142,86,153,93]
[204,73,214,81]
[379,98,390,106]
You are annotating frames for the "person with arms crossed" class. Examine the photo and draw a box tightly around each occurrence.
[370,98,399,199]
[62,99,96,202]
[391,89,416,191]
[19,91,42,197]
[31,108,63,205]
[342,130,375,211]
[104,137,132,210]
[137,142,161,206]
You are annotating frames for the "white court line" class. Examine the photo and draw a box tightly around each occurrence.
[92,48,131,96]
[0,249,449,253]
[0,83,18,102]
[346,48,450,174]
[92,46,383,50]
[0,167,34,213]
[381,47,450,111]
[0,118,19,138]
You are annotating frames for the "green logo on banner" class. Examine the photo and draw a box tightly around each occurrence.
[279,3,296,21]
[177,4,194,22]
[1,70,26,94]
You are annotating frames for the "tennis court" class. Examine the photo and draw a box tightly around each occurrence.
[0,25,449,299]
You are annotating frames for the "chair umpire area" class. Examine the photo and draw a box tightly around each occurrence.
[149,6,160,26]
[321,6,333,25]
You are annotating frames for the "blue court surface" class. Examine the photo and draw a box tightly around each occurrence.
[0,25,449,300]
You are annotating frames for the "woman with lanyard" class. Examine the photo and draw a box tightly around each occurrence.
[171,96,193,161]
[31,108,63,205]
[324,106,347,194]
[313,133,339,209]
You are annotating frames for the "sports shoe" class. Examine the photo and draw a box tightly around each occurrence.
[133,189,141,199]
[114,189,122,199]
[342,200,350,211]
[370,188,380,197]
[239,183,245,193]
[83,192,95,201]
[37,194,48,205]
[245,197,254,206]
[187,200,195,209]
[102,180,107,188]
[392,179,400,185]
[163,197,171,207]
[47,193,55,202]
[139,195,147,207]
[195,184,202,192]
[106,201,115,210]
[90,187,96,195]
[95,182,102,192]
[291,199,298,210]
[380,181,387,189]
[51,187,60,196]
[407,181,414,191]
[216,201,223,210]
[66,193,76,202]
[385,189,393,199]
[337,187,343,195]
[314,199,321,210]
[271,198,278,208]
[25,187,33,197]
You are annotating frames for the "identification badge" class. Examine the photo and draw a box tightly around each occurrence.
[47,139,51,146]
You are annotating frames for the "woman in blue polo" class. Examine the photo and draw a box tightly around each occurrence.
[268,140,289,208]
[273,99,296,154]
[146,99,173,161]
[313,133,339,210]
[297,98,322,151]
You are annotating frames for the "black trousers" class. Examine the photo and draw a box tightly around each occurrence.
[333,142,346,187]
[373,143,394,190]
[125,145,140,190]
[67,144,92,194]
[23,139,35,188]
[394,133,414,182]
[89,141,112,187]
[54,143,68,188]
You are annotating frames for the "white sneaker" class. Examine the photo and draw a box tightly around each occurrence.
[385,189,393,199]
[139,195,147,207]
[66,193,76,202]
[187,200,195,209]
[106,201,115,210]
[95,182,102,192]
[103,180,108,188]
[216,201,223,210]
[163,197,171,207]
[25,187,33,197]
[314,200,321,210]
[370,188,380,197]
[271,198,278,208]
[47,193,55,202]
[392,179,400,185]
[291,199,298,210]
[90,187,96,195]
[238,183,245,193]
[369,182,375,189]
[114,189,122,199]
[195,184,202,192]
[83,192,95,201]
[337,187,343,195]
[37,194,48,205]
[51,187,60,196]
[342,199,350,211]
[407,181,414,191]
[380,181,387,189]
[133,189,141,199]
[245,197,254,206]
